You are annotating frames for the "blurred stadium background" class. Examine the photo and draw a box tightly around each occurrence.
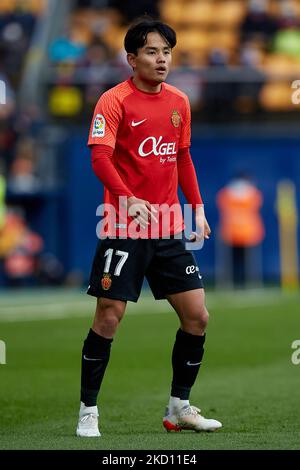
[0,0,300,450]
[0,0,300,288]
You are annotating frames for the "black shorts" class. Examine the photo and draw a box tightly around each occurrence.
[87,234,204,302]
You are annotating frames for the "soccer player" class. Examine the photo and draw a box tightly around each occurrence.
[76,18,222,437]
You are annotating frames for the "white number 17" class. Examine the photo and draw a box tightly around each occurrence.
[104,249,129,276]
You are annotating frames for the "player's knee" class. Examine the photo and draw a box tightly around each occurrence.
[183,305,209,334]
[102,313,120,333]
[194,309,209,332]
[200,307,209,328]
[200,306,209,325]
[95,298,125,334]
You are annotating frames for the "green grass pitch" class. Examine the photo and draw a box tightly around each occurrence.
[0,288,299,450]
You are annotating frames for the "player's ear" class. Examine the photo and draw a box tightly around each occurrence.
[127,53,136,70]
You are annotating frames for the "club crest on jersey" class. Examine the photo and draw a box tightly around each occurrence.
[171,110,181,128]
[101,273,112,290]
[92,114,106,138]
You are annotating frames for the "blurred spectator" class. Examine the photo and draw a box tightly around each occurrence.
[0,5,36,37]
[37,252,64,286]
[8,137,40,193]
[168,51,203,110]
[0,208,44,287]
[49,27,87,64]
[240,0,278,46]
[0,70,16,121]
[0,122,16,172]
[234,41,266,114]
[216,173,265,287]
[0,159,6,229]
[273,1,300,57]
[82,37,111,67]
[0,65,16,174]
[110,48,132,81]
[276,0,300,29]
[0,7,36,80]
[202,48,237,121]
[80,37,112,82]
[82,38,114,114]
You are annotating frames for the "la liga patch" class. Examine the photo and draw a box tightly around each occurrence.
[92,114,106,138]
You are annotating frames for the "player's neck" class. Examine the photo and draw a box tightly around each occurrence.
[132,76,162,94]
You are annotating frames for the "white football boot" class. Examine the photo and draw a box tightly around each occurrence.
[76,402,101,437]
[163,400,222,433]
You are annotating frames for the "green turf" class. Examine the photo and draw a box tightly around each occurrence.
[0,289,299,450]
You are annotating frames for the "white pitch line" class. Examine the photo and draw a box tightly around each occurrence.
[0,289,291,323]
[0,298,172,322]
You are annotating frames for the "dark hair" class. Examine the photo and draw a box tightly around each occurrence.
[124,18,177,55]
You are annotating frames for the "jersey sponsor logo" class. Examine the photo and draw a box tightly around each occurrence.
[185,265,199,274]
[92,114,106,138]
[101,273,112,290]
[138,136,177,157]
[131,118,147,127]
[171,110,181,128]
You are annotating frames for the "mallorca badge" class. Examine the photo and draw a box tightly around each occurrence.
[171,110,181,128]
[101,273,112,290]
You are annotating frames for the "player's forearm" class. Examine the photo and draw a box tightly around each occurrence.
[177,148,203,209]
[91,145,133,198]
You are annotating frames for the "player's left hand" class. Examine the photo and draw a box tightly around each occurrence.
[190,206,211,242]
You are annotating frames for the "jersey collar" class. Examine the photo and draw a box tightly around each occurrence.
[128,77,166,98]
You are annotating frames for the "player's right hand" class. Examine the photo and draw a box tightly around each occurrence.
[127,196,158,229]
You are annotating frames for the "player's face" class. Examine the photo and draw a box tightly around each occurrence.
[128,32,172,88]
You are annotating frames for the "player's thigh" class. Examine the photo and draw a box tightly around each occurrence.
[167,288,208,326]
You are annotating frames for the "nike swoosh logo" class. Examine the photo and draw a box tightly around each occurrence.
[83,355,102,361]
[131,119,147,127]
[187,361,202,366]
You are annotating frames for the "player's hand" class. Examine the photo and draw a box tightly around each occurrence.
[127,196,158,229]
[189,205,211,242]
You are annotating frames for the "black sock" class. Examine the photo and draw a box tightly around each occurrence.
[171,329,205,400]
[80,328,113,407]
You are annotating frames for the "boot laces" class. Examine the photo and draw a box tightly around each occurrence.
[180,405,202,417]
[80,413,97,424]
